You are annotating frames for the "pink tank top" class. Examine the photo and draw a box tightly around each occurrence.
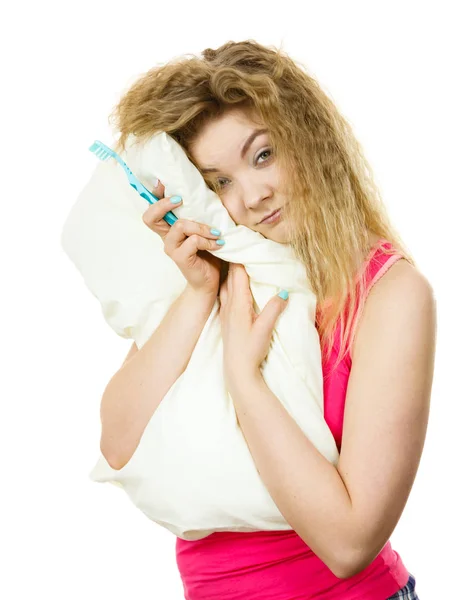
[175,239,410,600]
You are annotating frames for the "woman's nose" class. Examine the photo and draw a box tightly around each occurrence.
[243,189,274,211]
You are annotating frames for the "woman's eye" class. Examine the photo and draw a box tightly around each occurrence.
[256,148,272,163]
[216,178,230,188]
[212,148,273,189]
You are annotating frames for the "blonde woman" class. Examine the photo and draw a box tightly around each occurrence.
[100,40,436,599]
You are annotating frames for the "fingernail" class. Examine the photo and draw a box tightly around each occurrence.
[216,239,226,246]
[170,196,183,204]
[210,228,221,236]
[152,177,159,188]
[277,289,289,300]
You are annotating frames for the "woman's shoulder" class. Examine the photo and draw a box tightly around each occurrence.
[351,257,435,364]
[362,257,433,313]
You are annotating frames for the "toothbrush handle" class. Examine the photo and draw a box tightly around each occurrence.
[127,173,178,227]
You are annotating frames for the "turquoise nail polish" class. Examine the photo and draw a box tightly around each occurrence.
[170,196,182,204]
[210,228,221,236]
[278,289,289,300]
[216,239,226,246]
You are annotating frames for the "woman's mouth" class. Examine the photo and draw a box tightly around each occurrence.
[259,208,282,224]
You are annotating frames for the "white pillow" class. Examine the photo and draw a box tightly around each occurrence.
[61,132,339,540]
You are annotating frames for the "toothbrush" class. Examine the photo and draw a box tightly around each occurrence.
[88,140,178,226]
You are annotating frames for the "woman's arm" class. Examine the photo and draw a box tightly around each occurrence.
[226,259,436,579]
[100,285,216,470]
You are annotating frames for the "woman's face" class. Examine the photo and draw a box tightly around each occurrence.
[189,108,290,243]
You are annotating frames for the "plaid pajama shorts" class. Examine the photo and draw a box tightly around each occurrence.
[386,574,419,599]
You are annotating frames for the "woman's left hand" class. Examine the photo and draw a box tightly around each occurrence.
[219,263,289,384]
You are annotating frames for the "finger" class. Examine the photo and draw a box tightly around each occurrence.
[233,263,248,281]
[142,196,182,232]
[179,233,224,258]
[150,178,165,199]
[231,263,252,298]
[164,219,223,254]
[254,293,289,337]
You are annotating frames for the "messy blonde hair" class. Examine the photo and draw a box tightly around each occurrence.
[109,39,415,369]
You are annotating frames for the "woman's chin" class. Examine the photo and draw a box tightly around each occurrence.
[264,222,290,244]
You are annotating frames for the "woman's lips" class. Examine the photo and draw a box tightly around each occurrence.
[260,208,282,224]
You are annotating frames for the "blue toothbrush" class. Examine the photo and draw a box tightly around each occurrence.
[88,140,178,226]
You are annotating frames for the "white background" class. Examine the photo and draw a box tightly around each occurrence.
[2,1,448,598]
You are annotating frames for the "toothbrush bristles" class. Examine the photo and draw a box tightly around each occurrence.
[88,141,114,161]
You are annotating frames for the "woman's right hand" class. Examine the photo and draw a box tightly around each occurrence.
[141,179,224,298]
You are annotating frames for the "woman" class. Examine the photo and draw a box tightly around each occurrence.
[100,40,436,599]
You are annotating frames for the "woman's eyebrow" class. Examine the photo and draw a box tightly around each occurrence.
[200,128,268,174]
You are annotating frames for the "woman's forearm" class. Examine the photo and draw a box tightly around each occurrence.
[100,285,216,469]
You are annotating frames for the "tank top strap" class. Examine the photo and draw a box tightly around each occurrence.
[347,238,406,361]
